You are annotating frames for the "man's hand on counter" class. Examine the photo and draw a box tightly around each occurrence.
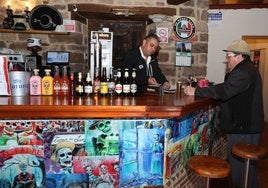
[162,82,170,90]
[148,77,170,90]
[148,77,158,85]
[184,86,196,96]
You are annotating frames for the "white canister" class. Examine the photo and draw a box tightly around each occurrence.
[9,71,31,96]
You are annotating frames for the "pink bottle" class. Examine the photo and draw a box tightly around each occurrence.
[30,69,42,95]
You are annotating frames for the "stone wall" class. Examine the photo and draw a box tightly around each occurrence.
[0,0,209,86]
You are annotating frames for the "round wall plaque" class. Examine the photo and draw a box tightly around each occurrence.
[173,17,195,41]
[29,5,63,31]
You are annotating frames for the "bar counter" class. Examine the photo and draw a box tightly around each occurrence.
[0,93,222,188]
[0,92,216,119]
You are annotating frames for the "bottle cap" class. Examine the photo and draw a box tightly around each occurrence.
[33,69,39,75]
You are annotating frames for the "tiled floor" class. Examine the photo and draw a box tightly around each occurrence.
[211,122,268,188]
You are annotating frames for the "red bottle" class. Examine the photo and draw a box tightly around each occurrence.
[69,72,75,96]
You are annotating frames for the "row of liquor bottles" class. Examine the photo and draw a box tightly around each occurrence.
[29,66,69,96]
[74,67,137,96]
[29,66,138,96]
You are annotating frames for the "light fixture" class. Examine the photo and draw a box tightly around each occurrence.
[148,14,167,23]
[111,8,137,17]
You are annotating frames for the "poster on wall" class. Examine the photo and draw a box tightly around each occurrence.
[175,42,192,67]
[172,16,197,42]
[156,27,169,43]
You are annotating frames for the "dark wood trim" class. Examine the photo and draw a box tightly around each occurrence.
[68,3,176,23]
[243,35,268,40]
[68,4,176,15]
[0,28,69,35]
[167,0,189,5]
[209,3,268,9]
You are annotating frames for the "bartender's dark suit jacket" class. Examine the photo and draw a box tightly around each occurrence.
[122,47,168,93]
[195,57,264,134]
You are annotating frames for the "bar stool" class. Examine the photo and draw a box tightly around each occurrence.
[187,155,231,188]
[232,143,267,188]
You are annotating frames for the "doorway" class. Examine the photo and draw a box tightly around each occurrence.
[243,36,268,123]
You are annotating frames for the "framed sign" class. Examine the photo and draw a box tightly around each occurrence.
[172,16,197,42]
[156,27,168,43]
[175,42,192,67]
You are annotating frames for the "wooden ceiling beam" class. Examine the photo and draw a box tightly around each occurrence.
[167,0,190,5]
[209,3,268,9]
[68,3,177,23]
[68,4,176,16]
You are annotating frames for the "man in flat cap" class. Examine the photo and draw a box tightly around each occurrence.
[184,40,264,188]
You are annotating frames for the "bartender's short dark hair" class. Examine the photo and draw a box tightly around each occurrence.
[145,33,160,42]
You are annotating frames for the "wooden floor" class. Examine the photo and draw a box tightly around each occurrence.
[257,122,268,188]
[211,122,268,188]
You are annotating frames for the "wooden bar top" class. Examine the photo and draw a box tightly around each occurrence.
[0,92,217,119]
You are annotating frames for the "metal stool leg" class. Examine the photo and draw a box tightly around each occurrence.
[243,158,250,188]
[205,177,210,188]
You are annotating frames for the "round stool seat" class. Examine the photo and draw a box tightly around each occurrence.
[232,143,267,160]
[187,155,231,179]
[232,143,267,188]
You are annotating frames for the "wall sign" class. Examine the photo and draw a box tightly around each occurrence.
[172,16,196,42]
[208,12,222,21]
[156,27,168,43]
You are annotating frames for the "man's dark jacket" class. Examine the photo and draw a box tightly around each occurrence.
[122,47,168,93]
[195,58,264,134]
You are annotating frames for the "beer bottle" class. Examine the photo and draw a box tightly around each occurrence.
[108,67,115,95]
[84,72,93,96]
[130,68,137,96]
[100,67,108,95]
[93,67,100,95]
[75,72,84,96]
[115,68,123,96]
[122,68,130,96]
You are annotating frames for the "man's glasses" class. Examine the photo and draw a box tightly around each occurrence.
[226,53,237,59]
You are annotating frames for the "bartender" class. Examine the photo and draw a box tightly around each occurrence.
[122,33,170,93]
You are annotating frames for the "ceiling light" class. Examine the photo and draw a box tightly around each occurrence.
[149,14,167,23]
